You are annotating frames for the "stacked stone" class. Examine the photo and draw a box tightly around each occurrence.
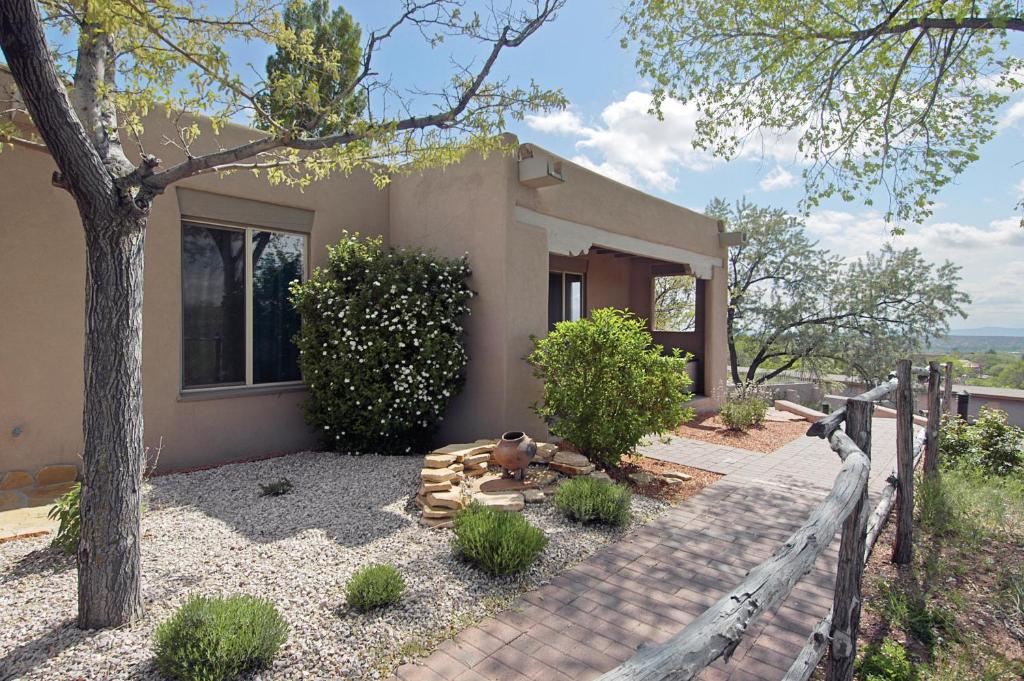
[415,441,495,529]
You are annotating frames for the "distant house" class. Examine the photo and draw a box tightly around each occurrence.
[0,65,730,491]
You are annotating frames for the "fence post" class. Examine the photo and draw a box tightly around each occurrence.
[924,361,941,475]
[943,362,954,416]
[892,360,914,565]
[826,397,872,681]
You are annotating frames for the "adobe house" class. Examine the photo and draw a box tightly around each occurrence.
[0,65,731,503]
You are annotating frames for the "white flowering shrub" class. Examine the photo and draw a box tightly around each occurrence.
[289,233,473,454]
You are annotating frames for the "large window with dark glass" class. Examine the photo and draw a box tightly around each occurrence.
[182,221,306,390]
[548,271,585,331]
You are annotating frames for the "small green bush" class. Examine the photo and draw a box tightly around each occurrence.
[290,232,473,455]
[857,638,915,681]
[153,594,288,681]
[554,476,632,527]
[48,482,81,554]
[452,504,548,575]
[528,308,693,468]
[719,382,771,432]
[259,478,294,497]
[345,564,405,612]
[939,408,1023,476]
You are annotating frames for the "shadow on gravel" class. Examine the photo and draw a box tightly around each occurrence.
[0,546,74,583]
[0,618,96,681]
[145,451,420,548]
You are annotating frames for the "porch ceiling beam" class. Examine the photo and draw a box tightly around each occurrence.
[514,206,722,279]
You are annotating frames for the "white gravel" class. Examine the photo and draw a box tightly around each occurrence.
[0,452,667,680]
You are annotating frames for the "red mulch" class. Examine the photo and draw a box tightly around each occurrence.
[674,413,809,453]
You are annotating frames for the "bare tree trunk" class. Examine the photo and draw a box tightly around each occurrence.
[923,361,941,476]
[77,213,147,629]
[726,304,741,385]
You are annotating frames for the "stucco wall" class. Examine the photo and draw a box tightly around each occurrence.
[0,109,389,473]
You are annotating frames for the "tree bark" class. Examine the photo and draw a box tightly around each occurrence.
[892,360,914,564]
[826,397,872,681]
[924,361,941,476]
[77,213,147,629]
[726,304,741,385]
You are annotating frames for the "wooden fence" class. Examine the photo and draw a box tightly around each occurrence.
[598,360,949,681]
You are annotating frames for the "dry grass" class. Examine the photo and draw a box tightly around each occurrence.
[674,413,809,453]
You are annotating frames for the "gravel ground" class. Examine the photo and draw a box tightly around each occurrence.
[0,452,668,680]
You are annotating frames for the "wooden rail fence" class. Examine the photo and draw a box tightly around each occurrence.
[598,360,948,681]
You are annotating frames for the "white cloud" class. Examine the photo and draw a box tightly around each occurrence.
[907,217,1024,251]
[1015,177,1024,196]
[524,109,583,135]
[999,99,1024,129]
[758,165,797,191]
[525,91,803,191]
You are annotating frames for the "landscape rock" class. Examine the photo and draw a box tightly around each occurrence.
[628,471,656,486]
[419,516,454,530]
[522,488,545,504]
[421,504,459,519]
[424,453,459,468]
[471,491,525,512]
[420,480,453,494]
[660,476,682,486]
[0,471,33,490]
[421,467,459,483]
[549,460,595,477]
[431,443,494,459]
[33,464,78,486]
[589,471,613,484]
[661,471,693,482]
[462,452,491,467]
[552,450,589,467]
[533,443,558,463]
[426,488,465,510]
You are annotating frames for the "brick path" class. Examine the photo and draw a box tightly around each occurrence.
[392,419,901,681]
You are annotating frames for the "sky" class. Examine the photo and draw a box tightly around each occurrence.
[48,1,1024,329]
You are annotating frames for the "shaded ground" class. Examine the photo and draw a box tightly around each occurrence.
[675,413,808,453]
[616,455,723,503]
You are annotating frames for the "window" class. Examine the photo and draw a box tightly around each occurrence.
[548,271,585,331]
[182,221,306,389]
[653,274,696,332]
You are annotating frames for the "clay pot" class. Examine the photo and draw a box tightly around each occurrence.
[493,431,537,480]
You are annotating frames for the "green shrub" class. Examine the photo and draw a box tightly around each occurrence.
[554,476,632,527]
[528,308,693,468]
[259,478,294,497]
[289,233,473,454]
[939,408,1023,476]
[48,482,81,554]
[857,638,915,681]
[719,382,771,432]
[452,504,548,575]
[345,564,405,612]
[153,594,288,681]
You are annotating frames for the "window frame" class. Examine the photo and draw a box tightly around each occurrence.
[548,269,586,331]
[179,217,309,395]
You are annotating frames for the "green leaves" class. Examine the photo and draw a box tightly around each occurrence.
[528,308,694,468]
[622,0,1022,225]
[288,232,473,455]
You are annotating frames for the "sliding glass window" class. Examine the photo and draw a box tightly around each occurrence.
[181,221,306,390]
[548,271,585,331]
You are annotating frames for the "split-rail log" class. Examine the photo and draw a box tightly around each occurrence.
[597,373,912,681]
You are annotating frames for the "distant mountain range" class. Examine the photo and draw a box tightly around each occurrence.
[947,327,1024,337]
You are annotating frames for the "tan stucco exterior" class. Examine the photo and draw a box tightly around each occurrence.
[0,71,728,476]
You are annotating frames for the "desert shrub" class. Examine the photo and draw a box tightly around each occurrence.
[528,308,693,468]
[153,594,288,681]
[345,564,405,612]
[258,478,293,497]
[719,382,770,432]
[939,408,1022,476]
[554,476,632,527]
[48,482,81,554]
[857,638,915,681]
[451,504,548,575]
[290,232,472,454]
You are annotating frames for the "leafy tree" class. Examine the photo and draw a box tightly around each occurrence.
[0,0,564,629]
[712,198,969,385]
[653,274,696,331]
[256,0,365,137]
[622,1,1023,225]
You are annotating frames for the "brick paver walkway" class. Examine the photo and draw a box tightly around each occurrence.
[392,419,902,681]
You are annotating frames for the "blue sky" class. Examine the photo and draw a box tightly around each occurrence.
[55,1,1024,328]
